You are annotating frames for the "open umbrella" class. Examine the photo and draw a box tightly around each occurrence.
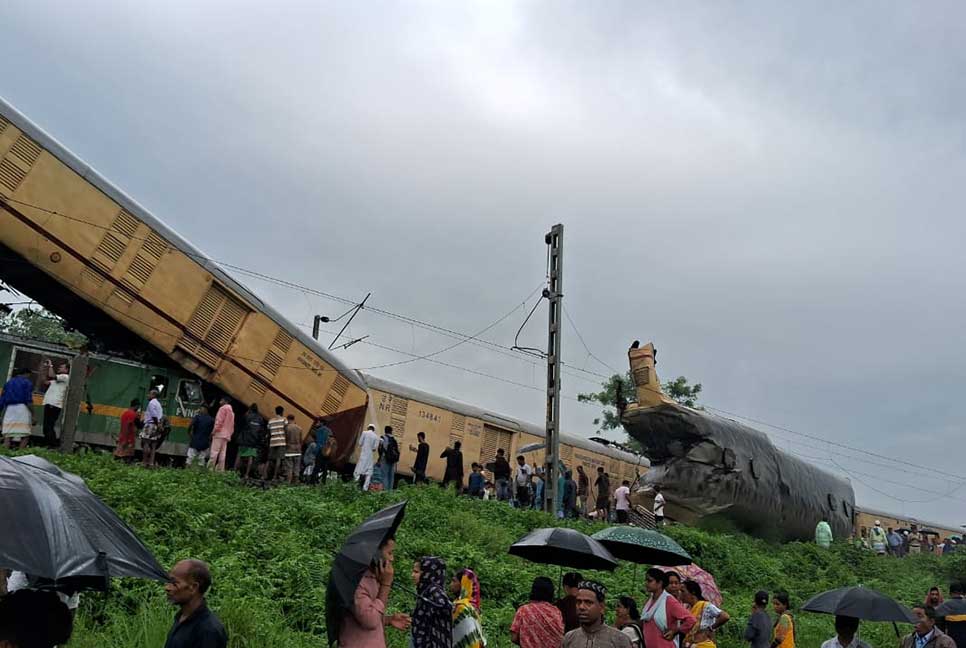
[0,455,168,592]
[325,501,407,647]
[802,586,918,623]
[509,527,618,571]
[654,563,722,606]
[592,527,692,566]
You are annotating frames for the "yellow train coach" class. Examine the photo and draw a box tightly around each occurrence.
[0,97,369,450]
[359,374,649,493]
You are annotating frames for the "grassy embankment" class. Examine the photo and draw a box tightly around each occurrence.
[7,449,964,648]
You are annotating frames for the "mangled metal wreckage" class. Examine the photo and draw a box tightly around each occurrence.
[622,342,855,541]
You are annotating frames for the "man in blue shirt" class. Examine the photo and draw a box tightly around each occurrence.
[164,559,227,648]
[311,416,333,484]
[186,406,215,467]
[1,367,35,449]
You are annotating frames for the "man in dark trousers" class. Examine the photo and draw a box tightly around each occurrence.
[164,559,227,648]
[492,448,512,501]
[409,431,430,484]
[440,440,464,492]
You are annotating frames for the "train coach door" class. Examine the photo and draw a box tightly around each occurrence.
[479,424,513,466]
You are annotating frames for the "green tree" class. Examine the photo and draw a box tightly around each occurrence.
[0,307,87,347]
[578,372,703,452]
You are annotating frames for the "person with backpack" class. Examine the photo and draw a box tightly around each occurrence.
[615,595,644,647]
[378,426,400,491]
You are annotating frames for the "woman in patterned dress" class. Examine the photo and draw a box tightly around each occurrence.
[510,576,564,648]
[410,557,453,648]
[451,568,486,648]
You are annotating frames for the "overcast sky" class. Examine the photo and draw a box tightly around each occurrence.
[4,1,966,527]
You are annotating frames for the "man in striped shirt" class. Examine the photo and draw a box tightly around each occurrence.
[263,406,287,481]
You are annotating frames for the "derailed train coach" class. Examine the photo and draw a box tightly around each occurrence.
[622,342,856,541]
[0,97,370,453]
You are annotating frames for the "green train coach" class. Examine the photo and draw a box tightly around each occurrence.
[0,332,205,452]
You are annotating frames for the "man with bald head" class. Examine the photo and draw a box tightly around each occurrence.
[164,559,227,648]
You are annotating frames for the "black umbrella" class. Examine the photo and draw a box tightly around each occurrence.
[937,598,966,618]
[801,586,918,623]
[509,527,618,571]
[325,501,407,647]
[0,455,168,592]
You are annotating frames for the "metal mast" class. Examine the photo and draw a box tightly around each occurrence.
[544,224,563,513]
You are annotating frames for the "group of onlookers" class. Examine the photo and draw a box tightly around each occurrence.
[1,360,70,450]
[853,520,959,557]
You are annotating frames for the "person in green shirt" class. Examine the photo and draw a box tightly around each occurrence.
[815,517,833,549]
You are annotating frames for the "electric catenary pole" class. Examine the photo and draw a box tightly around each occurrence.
[544,224,563,513]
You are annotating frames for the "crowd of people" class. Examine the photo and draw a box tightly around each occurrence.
[841,520,960,558]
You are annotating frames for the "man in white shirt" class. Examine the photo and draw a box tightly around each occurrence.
[514,455,533,507]
[140,390,164,468]
[353,424,380,491]
[41,360,70,448]
[614,480,632,524]
[653,485,666,526]
[820,615,872,648]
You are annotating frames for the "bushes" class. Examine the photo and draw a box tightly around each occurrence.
[5,449,950,647]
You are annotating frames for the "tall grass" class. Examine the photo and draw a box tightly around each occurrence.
[4,449,955,647]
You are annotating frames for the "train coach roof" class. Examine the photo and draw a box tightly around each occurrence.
[0,97,366,392]
[361,372,649,467]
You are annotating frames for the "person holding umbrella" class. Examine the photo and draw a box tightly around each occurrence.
[562,580,631,648]
[901,606,956,648]
[820,616,871,648]
[337,536,411,646]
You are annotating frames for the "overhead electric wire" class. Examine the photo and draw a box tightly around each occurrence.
[5,197,966,501]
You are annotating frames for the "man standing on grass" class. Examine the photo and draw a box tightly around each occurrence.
[283,414,303,484]
[440,440,464,493]
[409,431,430,485]
[562,581,632,648]
[615,480,631,524]
[140,389,164,468]
[576,466,589,517]
[237,404,266,480]
[264,406,287,481]
[208,397,234,472]
[377,426,400,491]
[186,405,214,468]
[493,449,512,502]
[164,559,227,648]
[514,455,533,508]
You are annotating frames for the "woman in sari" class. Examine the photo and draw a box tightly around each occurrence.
[681,580,730,648]
[410,557,453,648]
[450,568,486,648]
[771,592,795,648]
[641,568,694,648]
[510,576,563,648]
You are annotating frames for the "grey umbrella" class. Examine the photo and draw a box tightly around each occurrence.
[0,455,168,592]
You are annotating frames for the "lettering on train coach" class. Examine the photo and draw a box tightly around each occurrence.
[417,409,440,423]
[466,420,482,438]
[297,351,324,377]
[574,452,605,469]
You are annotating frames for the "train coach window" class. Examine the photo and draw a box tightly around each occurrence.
[178,379,204,404]
[749,458,759,479]
[828,493,836,510]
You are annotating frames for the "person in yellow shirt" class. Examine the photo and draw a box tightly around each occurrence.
[771,592,794,648]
